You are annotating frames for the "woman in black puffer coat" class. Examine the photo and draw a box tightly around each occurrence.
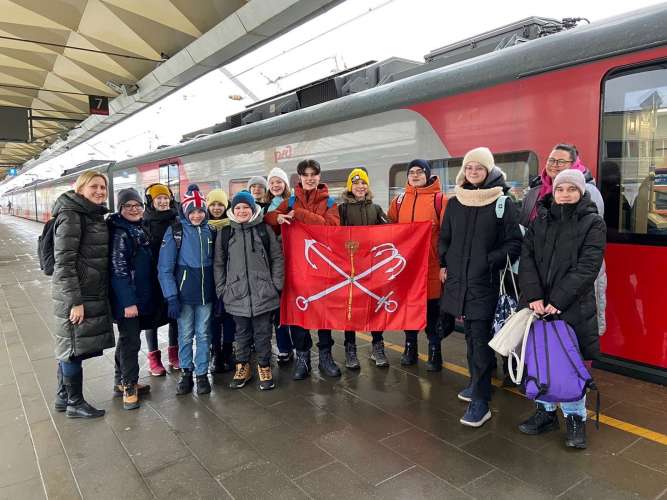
[439,147,522,428]
[517,169,606,449]
[142,183,180,375]
[52,171,114,419]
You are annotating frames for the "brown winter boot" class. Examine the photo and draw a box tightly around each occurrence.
[229,363,252,389]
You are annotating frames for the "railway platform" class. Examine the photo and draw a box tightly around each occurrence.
[0,214,665,500]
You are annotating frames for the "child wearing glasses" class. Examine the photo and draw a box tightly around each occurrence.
[108,188,156,410]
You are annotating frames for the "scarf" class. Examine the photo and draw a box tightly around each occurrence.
[453,185,504,207]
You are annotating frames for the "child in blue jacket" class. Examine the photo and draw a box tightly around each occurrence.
[158,184,215,396]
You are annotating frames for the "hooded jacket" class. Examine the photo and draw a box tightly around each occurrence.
[387,176,446,299]
[158,212,215,305]
[264,183,340,229]
[108,213,156,321]
[338,191,388,226]
[214,207,284,318]
[439,168,523,320]
[518,192,606,359]
[51,190,114,360]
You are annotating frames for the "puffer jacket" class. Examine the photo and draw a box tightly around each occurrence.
[158,214,215,305]
[387,177,447,299]
[264,183,340,231]
[51,191,114,360]
[338,191,388,226]
[518,192,606,359]
[439,168,523,320]
[108,213,156,321]
[214,207,284,318]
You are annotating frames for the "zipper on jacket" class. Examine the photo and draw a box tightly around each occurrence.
[241,227,254,316]
[179,269,187,290]
[198,226,205,306]
[411,193,418,222]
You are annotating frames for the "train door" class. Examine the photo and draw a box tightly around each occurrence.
[597,60,667,382]
[159,161,180,199]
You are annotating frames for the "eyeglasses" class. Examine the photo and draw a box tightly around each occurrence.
[407,168,426,176]
[546,158,574,167]
[122,203,144,211]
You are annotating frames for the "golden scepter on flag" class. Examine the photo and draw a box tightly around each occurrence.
[345,241,359,320]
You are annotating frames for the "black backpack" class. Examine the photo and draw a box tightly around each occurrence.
[38,212,86,276]
[218,223,272,270]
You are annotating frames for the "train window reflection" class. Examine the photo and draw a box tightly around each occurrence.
[388,151,537,205]
[600,62,667,240]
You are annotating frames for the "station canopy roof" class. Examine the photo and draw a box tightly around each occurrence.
[0,0,340,172]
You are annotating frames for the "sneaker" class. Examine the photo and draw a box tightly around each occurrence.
[113,382,151,398]
[457,386,472,403]
[258,365,276,391]
[518,404,559,435]
[400,342,418,366]
[460,400,492,428]
[277,351,293,365]
[123,384,140,411]
[564,414,587,449]
[229,363,252,389]
[196,374,211,395]
[370,341,389,368]
[344,343,360,370]
[176,369,193,396]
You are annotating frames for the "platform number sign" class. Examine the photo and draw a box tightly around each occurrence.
[88,95,109,116]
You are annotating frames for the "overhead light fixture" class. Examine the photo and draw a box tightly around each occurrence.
[228,94,244,101]
[106,80,139,96]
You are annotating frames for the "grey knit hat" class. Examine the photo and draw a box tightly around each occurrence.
[247,175,268,191]
[117,188,143,210]
[553,169,586,195]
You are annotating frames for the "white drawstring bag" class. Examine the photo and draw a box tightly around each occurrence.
[489,307,536,357]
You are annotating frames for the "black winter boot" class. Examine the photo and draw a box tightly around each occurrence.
[318,347,341,377]
[176,369,194,395]
[400,342,418,366]
[54,364,67,412]
[64,373,105,419]
[344,343,360,370]
[210,349,224,374]
[293,351,311,380]
[370,341,389,368]
[196,374,211,395]
[518,404,559,435]
[565,414,587,449]
[426,343,443,372]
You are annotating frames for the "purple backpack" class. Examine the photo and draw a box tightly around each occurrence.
[524,318,600,420]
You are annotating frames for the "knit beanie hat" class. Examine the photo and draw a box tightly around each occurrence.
[408,159,431,179]
[553,169,586,195]
[346,168,370,192]
[247,176,268,192]
[145,183,172,202]
[230,190,256,211]
[117,188,143,210]
[181,184,207,215]
[267,167,290,190]
[457,147,496,185]
[206,188,229,208]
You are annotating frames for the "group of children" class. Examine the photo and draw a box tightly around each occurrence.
[109,162,389,409]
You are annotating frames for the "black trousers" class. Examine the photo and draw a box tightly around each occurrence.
[464,318,495,402]
[405,298,442,345]
[114,317,142,386]
[344,331,383,345]
[144,320,178,352]
[233,312,273,367]
[290,326,333,351]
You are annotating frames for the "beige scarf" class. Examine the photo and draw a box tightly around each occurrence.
[454,185,504,207]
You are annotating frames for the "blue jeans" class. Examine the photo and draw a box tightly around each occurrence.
[538,395,587,420]
[178,303,212,376]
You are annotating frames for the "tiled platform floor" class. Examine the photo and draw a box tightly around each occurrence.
[0,215,665,500]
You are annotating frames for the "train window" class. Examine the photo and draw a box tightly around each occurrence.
[229,179,249,196]
[388,151,538,205]
[600,62,667,242]
[159,162,180,199]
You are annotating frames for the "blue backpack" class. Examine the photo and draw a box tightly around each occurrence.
[287,195,335,210]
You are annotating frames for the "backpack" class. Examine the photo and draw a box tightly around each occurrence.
[218,223,272,270]
[171,219,183,250]
[38,212,86,276]
[395,191,445,221]
[523,318,600,425]
[287,195,335,210]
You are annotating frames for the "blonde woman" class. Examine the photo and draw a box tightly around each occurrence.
[52,171,114,419]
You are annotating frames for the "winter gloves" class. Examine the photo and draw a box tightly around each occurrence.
[167,297,181,320]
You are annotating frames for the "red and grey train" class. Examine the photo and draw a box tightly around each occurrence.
[4,5,666,383]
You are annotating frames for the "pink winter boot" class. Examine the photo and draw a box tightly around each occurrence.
[147,350,166,376]
[167,346,180,371]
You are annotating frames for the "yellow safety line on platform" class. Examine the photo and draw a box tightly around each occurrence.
[357,333,667,447]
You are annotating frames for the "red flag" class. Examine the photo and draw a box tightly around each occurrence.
[280,221,431,331]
